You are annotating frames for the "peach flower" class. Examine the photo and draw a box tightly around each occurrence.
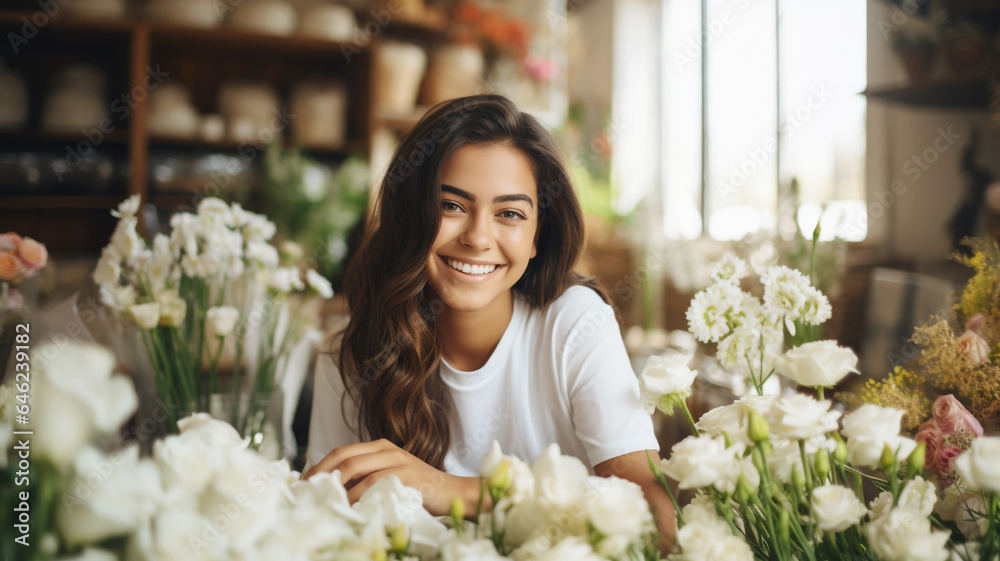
[957,330,991,367]
[915,418,942,470]
[0,252,27,282]
[0,232,21,253]
[965,313,986,337]
[933,394,984,437]
[18,237,48,271]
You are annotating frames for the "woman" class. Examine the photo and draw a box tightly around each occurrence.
[304,94,675,547]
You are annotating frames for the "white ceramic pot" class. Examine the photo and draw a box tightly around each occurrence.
[290,79,348,146]
[299,4,357,42]
[374,41,427,114]
[229,0,298,36]
[146,0,222,28]
[63,0,127,19]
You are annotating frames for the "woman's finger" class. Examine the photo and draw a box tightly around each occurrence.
[303,438,396,479]
[335,449,405,487]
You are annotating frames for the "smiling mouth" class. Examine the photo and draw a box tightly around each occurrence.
[439,255,505,276]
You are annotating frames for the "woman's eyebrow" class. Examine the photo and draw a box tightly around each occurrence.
[441,184,534,209]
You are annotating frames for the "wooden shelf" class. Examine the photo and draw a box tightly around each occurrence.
[862,78,991,108]
[148,135,366,155]
[0,129,130,144]
[0,194,125,209]
[0,10,134,33]
[147,22,362,55]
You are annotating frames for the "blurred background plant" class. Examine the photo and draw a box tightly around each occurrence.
[260,143,369,286]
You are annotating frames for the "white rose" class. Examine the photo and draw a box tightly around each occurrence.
[864,508,950,561]
[130,302,161,330]
[31,342,138,467]
[306,268,334,299]
[896,476,937,518]
[811,484,867,532]
[206,306,240,338]
[869,491,894,520]
[637,350,698,414]
[153,434,218,495]
[775,341,858,387]
[660,435,744,492]
[955,436,1000,493]
[583,477,652,556]
[765,394,840,441]
[841,404,915,468]
[56,446,162,546]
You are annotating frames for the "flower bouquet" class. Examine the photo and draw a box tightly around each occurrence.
[92,196,332,451]
[0,232,48,378]
[640,252,1000,561]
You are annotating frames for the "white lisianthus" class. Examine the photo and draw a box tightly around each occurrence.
[638,350,698,414]
[306,268,334,298]
[811,484,867,532]
[176,413,249,449]
[479,441,534,505]
[111,193,141,218]
[710,253,749,284]
[269,267,305,293]
[440,538,506,561]
[206,306,240,338]
[935,485,987,539]
[352,475,447,559]
[675,521,724,557]
[869,491,895,520]
[660,435,744,492]
[155,290,187,327]
[954,436,1000,493]
[130,302,161,330]
[841,405,915,469]
[767,437,835,484]
[765,394,840,441]
[531,443,590,507]
[896,476,937,518]
[774,341,858,387]
[583,477,652,557]
[31,342,137,467]
[696,402,749,444]
[686,282,745,343]
[863,507,950,561]
[56,446,162,546]
[533,536,604,561]
[101,283,136,311]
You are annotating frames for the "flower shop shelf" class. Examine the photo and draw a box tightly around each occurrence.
[148,136,367,156]
[862,78,991,109]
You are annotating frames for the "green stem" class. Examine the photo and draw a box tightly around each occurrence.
[816,386,824,400]
[679,400,700,437]
[646,451,684,527]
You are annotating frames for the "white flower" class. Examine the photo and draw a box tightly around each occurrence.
[206,306,240,338]
[92,246,122,287]
[101,283,136,311]
[896,476,937,518]
[863,507,950,561]
[440,537,506,561]
[111,194,141,218]
[533,536,604,561]
[176,413,249,449]
[774,341,858,387]
[765,394,840,441]
[246,241,280,269]
[129,302,161,330]
[660,435,744,492]
[686,282,745,343]
[306,269,334,298]
[288,471,365,524]
[869,491,895,520]
[680,495,729,531]
[696,402,750,444]
[110,216,149,263]
[31,342,137,467]
[761,265,810,333]
[268,267,305,293]
[799,286,832,326]
[675,520,724,557]
[767,437,835,483]
[710,253,749,284]
[479,441,534,505]
[841,404,914,469]
[638,350,698,414]
[935,485,987,539]
[583,477,652,557]
[530,443,590,507]
[56,446,162,546]
[353,475,447,559]
[811,484,866,532]
[54,548,119,561]
[954,436,1000,493]
[155,290,187,327]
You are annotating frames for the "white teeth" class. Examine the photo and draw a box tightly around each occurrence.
[447,258,497,275]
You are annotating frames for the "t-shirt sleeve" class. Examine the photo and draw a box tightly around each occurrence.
[562,298,660,468]
[305,342,363,472]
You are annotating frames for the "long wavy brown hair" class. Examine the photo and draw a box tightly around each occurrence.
[329,94,610,469]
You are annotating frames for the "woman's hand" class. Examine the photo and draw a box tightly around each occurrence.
[302,438,478,517]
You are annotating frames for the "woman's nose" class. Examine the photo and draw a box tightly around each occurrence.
[459,212,493,250]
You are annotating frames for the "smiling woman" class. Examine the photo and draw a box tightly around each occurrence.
[304,94,676,549]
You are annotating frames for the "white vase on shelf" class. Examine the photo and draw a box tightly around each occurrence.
[374,41,427,115]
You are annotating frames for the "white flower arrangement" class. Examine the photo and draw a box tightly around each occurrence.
[92,195,333,443]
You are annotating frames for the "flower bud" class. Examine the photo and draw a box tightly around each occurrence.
[747,408,770,443]
[878,443,895,473]
[752,445,765,474]
[371,549,387,561]
[791,464,805,490]
[487,459,511,494]
[778,509,790,543]
[832,434,848,464]
[907,440,926,479]
[814,449,831,482]
[736,474,756,503]
[389,523,408,553]
[449,496,465,524]
[722,430,735,449]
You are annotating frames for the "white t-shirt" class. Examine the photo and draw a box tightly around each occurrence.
[306,285,660,477]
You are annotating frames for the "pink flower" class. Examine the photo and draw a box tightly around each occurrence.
[915,418,942,470]
[933,394,984,436]
[965,313,986,337]
[0,251,27,282]
[956,330,991,367]
[17,237,47,271]
[935,445,962,477]
[0,232,22,253]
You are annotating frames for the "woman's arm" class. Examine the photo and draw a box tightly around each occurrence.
[594,450,678,556]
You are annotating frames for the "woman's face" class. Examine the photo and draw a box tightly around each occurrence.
[426,143,539,313]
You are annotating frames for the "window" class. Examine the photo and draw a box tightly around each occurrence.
[659,0,868,241]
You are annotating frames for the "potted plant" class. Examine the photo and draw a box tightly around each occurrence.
[891,20,939,85]
[940,18,990,79]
